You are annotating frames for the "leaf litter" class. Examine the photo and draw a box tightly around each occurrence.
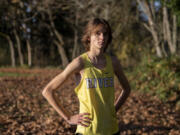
[0,68,179,135]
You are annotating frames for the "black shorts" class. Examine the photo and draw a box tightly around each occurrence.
[75,130,120,135]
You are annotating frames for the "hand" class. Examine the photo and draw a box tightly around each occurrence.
[67,113,92,127]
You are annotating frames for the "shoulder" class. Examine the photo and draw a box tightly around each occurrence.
[68,54,84,71]
[72,55,83,66]
[104,53,119,63]
[60,54,85,77]
[109,55,123,73]
[105,53,120,66]
[65,52,88,72]
[110,55,120,66]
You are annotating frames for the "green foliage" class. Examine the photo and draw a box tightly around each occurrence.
[165,0,180,26]
[127,55,180,102]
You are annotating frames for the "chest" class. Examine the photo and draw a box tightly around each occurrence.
[90,58,106,70]
[84,67,114,89]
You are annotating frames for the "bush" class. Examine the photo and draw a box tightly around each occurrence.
[127,55,180,102]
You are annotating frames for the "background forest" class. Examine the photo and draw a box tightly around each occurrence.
[1,0,180,101]
[0,0,180,134]
[0,0,179,67]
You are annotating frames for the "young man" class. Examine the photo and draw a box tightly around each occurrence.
[42,18,131,135]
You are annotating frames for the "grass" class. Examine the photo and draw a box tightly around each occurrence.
[0,72,35,77]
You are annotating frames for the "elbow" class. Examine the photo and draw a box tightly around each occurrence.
[127,84,131,93]
[42,87,52,97]
[42,89,46,97]
[125,85,131,96]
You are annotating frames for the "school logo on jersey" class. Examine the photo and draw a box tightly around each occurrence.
[85,77,114,89]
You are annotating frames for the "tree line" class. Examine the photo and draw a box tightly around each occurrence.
[0,0,179,67]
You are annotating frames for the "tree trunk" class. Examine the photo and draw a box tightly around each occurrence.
[162,7,168,57]
[26,40,32,67]
[104,4,109,20]
[54,40,69,68]
[53,29,69,67]
[6,35,16,67]
[145,22,162,57]
[72,27,78,59]
[13,29,24,66]
[137,0,163,58]
[72,12,79,59]
[48,10,69,67]
[150,0,155,20]
[0,33,16,67]
[163,6,175,55]
[161,41,168,57]
[172,15,177,54]
[152,30,163,58]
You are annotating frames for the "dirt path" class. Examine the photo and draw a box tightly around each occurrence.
[0,68,179,135]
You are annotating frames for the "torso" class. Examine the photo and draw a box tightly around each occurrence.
[75,52,108,87]
[74,52,119,135]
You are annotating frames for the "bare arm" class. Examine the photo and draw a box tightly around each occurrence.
[112,56,131,112]
[42,56,91,127]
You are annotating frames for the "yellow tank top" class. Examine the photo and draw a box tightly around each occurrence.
[74,52,119,135]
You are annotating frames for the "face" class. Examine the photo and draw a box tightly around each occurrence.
[89,25,109,51]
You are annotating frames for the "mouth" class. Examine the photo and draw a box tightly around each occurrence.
[98,41,105,45]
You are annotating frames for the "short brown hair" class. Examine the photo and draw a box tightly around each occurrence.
[81,18,112,52]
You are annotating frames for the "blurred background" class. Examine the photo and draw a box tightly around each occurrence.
[0,0,180,134]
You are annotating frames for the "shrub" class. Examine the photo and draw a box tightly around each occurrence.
[127,55,180,102]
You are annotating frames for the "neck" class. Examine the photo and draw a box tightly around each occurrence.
[89,44,105,56]
[87,48,105,63]
[89,48,104,58]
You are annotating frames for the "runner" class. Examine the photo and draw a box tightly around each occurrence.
[42,18,131,135]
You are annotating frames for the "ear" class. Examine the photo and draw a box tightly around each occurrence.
[87,37,91,43]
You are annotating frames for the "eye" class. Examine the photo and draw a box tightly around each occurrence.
[96,31,101,35]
